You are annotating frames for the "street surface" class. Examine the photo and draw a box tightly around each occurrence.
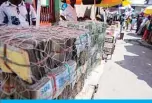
[94,32,152,99]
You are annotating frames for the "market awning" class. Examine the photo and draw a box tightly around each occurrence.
[144,6,152,15]
[96,0,131,7]
[61,0,131,7]
[96,0,122,7]
[122,0,131,7]
[61,0,102,5]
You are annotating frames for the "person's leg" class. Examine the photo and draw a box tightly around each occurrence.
[142,29,148,40]
[120,25,122,34]
[131,24,133,30]
[136,25,139,33]
[150,32,152,44]
[148,32,152,43]
[137,24,145,35]
[126,23,128,30]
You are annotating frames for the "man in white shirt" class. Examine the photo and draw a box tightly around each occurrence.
[60,0,77,21]
[0,0,36,26]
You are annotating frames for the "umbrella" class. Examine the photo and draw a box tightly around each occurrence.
[122,0,131,7]
[64,0,82,4]
[63,0,102,5]
[144,6,152,15]
[96,0,122,7]
[96,0,131,8]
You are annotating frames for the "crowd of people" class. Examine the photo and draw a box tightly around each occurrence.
[137,14,152,44]
[118,12,152,44]
[103,8,152,44]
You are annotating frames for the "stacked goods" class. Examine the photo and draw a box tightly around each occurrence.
[0,21,106,99]
[12,76,53,99]
[59,21,106,74]
[104,35,115,56]
[71,74,85,98]
[71,61,88,98]
[0,26,90,99]
[59,21,106,100]
[105,35,114,43]
[1,60,76,99]
[103,26,117,60]
[103,42,115,55]
[0,26,87,84]
[47,60,77,98]
[0,70,4,98]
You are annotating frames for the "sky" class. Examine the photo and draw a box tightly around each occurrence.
[131,0,145,4]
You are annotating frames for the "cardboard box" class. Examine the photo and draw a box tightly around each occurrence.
[47,60,76,98]
[13,77,54,99]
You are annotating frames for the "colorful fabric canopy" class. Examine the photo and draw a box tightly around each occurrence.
[96,0,122,7]
[65,0,102,5]
[62,0,131,6]
[144,6,152,15]
[122,0,131,6]
[65,0,82,4]
[96,0,131,7]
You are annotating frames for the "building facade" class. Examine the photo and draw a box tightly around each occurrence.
[131,0,152,13]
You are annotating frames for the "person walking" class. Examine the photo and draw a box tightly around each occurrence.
[147,19,152,44]
[125,16,131,31]
[130,16,137,31]
[142,16,151,40]
[136,14,143,33]
[120,13,125,34]
[137,16,150,35]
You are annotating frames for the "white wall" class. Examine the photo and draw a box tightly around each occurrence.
[148,0,152,4]
[134,6,145,13]
[131,0,145,4]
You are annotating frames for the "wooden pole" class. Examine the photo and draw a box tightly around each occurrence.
[94,0,96,20]
[36,0,41,27]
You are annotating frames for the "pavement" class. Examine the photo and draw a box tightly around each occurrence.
[76,61,105,99]
[94,32,152,99]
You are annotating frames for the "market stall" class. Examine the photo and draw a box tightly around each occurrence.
[0,20,106,99]
[0,0,125,99]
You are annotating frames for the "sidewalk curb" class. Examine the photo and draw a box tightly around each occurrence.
[75,61,105,99]
[125,39,152,50]
[136,40,152,50]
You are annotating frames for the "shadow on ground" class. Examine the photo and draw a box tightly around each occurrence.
[115,38,152,88]
[126,33,139,37]
[125,32,142,39]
